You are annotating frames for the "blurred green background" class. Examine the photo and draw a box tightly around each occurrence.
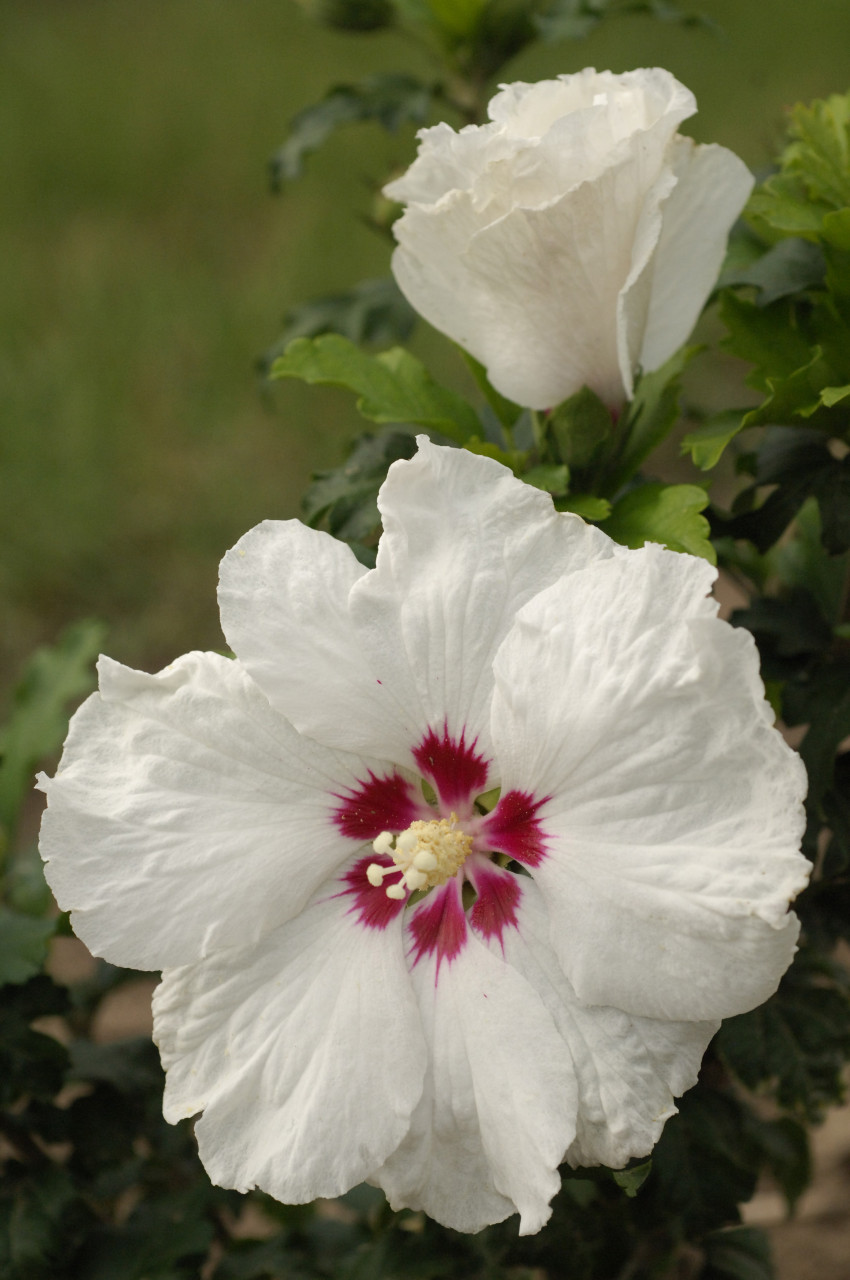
[2,0,849,693]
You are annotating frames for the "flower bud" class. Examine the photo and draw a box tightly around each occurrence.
[385,68,754,410]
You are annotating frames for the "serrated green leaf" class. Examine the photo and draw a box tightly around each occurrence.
[720,292,813,390]
[681,410,746,470]
[0,620,105,839]
[605,345,698,492]
[784,92,850,211]
[651,1088,760,1234]
[612,1160,652,1198]
[272,335,481,443]
[262,278,416,371]
[521,463,569,494]
[717,950,850,1119]
[748,172,832,239]
[600,483,715,562]
[0,908,55,985]
[303,430,417,543]
[269,74,432,187]
[555,494,612,520]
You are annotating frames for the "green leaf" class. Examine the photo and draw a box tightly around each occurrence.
[555,494,612,521]
[302,430,417,543]
[425,0,487,37]
[748,172,833,240]
[720,292,813,391]
[701,1226,775,1280]
[547,385,612,469]
[612,1160,652,1198]
[0,620,105,840]
[722,429,850,554]
[69,1038,165,1096]
[719,236,825,306]
[681,410,746,470]
[462,435,525,471]
[307,0,395,32]
[784,92,850,211]
[0,909,55,985]
[819,383,850,407]
[262,279,416,371]
[605,345,698,492]
[717,949,850,1120]
[271,335,481,443]
[651,1088,761,1233]
[459,352,522,430]
[600,483,715,562]
[269,74,432,187]
[521,464,569,495]
[746,1115,811,1211]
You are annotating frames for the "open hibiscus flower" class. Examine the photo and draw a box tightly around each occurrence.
[39,439,808,1235]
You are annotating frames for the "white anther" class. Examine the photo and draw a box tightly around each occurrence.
[404,868,427,891]
[413,850,438,871]
[386,883,407,900]
[396,829,418,855]
[372,831,394,855]
[366,863,387,887]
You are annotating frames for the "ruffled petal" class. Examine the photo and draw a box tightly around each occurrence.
[392,132,675,409]
[490,544,809,1021]
[153,855,426,1202]
[39,651,394,970]
[639,138,754,373]
[480,869,717,1169]
[222,440,612,768]
[373,879,575,1235]
[218,519,387,756]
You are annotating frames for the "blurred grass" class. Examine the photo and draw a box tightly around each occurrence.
[1,0,849,693]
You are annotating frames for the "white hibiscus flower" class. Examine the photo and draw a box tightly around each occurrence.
[39,439,808,1236]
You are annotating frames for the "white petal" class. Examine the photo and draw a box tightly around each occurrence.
[39,651,387,970]
[490,544,809,1021]
[153,857,426,1201]
[482,872,716,1169]
[391,128,676,409]
[373,882,575,1235]
[221,439,613,769]
[615,164,677,400]
[218,519,388,754]
[639,138,754,373]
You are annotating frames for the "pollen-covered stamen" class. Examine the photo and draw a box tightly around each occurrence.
[366,816,473,900]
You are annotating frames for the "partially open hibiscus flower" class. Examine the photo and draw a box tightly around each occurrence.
[39,439,808,1235]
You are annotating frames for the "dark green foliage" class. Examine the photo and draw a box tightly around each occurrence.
[535,0,711,44]
[302,429,418,555]
[270,74,434,188]
[262,279,417,373]
[0,619,105,842]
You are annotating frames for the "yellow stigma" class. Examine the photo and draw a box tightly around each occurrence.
[367,814,473,898]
